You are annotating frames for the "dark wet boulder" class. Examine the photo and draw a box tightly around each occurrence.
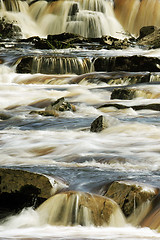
[90,115,110,132]
[68,3,79,16]
[103,180,158,217]
[37,191,125,227]
[111,88,137,100]
[0,168,68,219]
[0,111,13,120]
[138,26,158,40]
[137,26,160,49]
[0,17,22,39]
[34,33,84,50]
[133,103,160,111]
[111,88,154,100]
[94,55,160,72]
[16,57,33,74]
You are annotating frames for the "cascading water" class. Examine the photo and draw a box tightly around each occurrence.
[0,0,124,38]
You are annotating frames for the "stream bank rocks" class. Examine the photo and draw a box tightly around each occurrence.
[0,168,68,219]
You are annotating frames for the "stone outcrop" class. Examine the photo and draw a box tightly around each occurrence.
[0,168,68,218]
[37,191,124,227]
[103,180,159,217]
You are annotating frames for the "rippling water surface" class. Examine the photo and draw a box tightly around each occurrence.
[0,44,160,239]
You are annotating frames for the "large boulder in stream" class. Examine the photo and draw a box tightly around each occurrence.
[103,180,159,218]
[0,168,68,219]
[37,191,125,227]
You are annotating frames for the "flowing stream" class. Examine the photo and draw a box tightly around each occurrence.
[0,0,160,239]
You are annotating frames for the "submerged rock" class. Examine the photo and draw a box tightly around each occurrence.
[103,180,158,217]
[37,191,125,227]
[0,168,68,219]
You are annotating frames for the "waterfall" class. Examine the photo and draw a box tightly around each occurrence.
[114,0,160,36]
[0,0,124,38]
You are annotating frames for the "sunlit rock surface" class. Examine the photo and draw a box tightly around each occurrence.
[103,180,159,217]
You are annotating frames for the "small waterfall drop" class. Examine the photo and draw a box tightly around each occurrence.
[37,191,126,227]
